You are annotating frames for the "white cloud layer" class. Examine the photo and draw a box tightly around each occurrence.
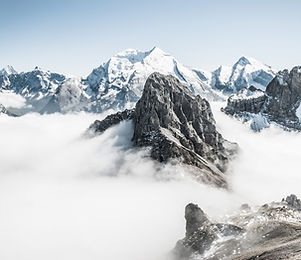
[0,104,300,260]
[0,92,27,108]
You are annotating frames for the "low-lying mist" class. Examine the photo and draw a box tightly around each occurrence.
[0,104,300,260]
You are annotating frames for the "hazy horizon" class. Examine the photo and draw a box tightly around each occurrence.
[1,0,300,76]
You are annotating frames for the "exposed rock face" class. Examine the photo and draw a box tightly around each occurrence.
[86,109,134,136]
[174,195,301,260]
[263,67,301,130]
[282,194,301,211]
[223,66,301,131]
[174,203,243,259]
[87,72,237,187]
[132,73,236,183]
[0,103,18,117]
[0,104,7,114]
[222,86,267,116]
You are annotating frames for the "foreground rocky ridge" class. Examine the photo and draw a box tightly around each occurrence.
[223,66,301,131]
[87,72,237,187]
[174,195,301,260]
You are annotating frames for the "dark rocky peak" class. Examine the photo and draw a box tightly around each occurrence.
[174,203,243,259]
[87,72,237,187]
[0,104,18,117]
[261,66,301,129]
[223,66,301,131]
[282,194,301,211]
[174,195,301,259]
[132,73,236,174]
[0,104,7,114]
[86,109,134,137]
[185,203,209,236]
[266,66,301,98]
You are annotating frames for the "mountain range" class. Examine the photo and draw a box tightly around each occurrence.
[0,47,275,114]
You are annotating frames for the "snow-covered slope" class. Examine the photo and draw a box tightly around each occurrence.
[0,67,66,112]
[0,48,276,114]
[80,47,221,113]
[211,56,275,93]
[0,65,17,77]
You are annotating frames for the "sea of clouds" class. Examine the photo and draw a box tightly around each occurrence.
[0,101,300,260]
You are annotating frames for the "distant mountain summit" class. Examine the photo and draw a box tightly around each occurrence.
[0,67,66,113]
[79,47,221,113]
[0,48,276,114]
[0,65,17,76]
[211,56,275,94]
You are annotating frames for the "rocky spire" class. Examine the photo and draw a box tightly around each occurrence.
[87,72,237,187]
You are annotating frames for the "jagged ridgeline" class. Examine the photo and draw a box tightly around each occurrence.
[0,48,275,115]
[86,72,237,187]
[223,66,301,131]
[174,195,301,260]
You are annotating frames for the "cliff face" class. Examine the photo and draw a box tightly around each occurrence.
[263,67,301,129]
[87,72,237,187]
[222,86,267,116]
[223,66,301,131]
[174,195,301,260]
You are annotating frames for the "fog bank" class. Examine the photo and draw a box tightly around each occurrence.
[0,105,300,260]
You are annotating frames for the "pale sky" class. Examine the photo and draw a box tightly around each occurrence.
[0,0,300,76]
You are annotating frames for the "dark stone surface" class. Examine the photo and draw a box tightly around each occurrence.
[174,203,244,259]
[222,86,266,116]
[263,67,301,130]
[282,194,301,211]
[87,73,237,187]
[132,73,236,175]
[86,109,134,136]
[185,203,209,236]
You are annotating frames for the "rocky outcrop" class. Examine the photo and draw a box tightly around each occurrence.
[223,66,301,131]
[174,195,301,260]
[87,72,237,187]
[263,67,301,130]
[0,103,18,117]
[222,86,266,116]
[174,203,243,259]
[86,109,134,136]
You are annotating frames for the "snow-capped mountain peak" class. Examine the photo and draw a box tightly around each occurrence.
[0,47,276,115]
[0,65,17,76]
[235,56,252,66]
[82,47,223,113]
[211,56,275,93]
